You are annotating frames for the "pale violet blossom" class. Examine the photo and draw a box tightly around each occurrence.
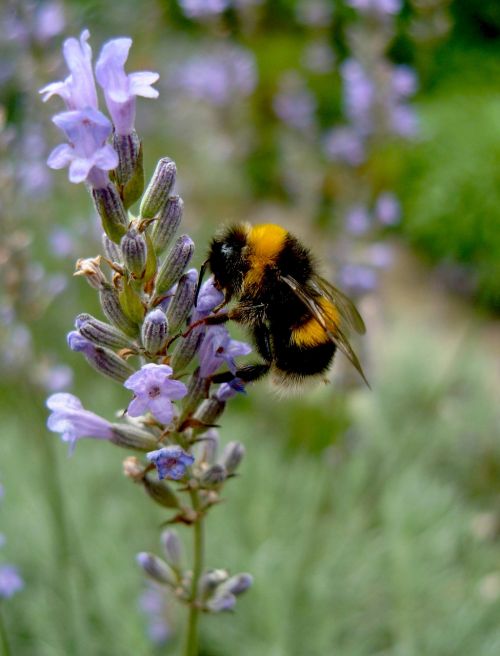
[46,392,114,451]
[125,364,188,425]
[95,37,159,135]
[198,326,251,378]
[39,29,97,110]
[146,446,194,480]
[47,108,118,187]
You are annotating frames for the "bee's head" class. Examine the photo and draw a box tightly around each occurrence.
[207,224,250,295]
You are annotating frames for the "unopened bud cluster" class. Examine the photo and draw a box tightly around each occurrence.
[137,527,252,614]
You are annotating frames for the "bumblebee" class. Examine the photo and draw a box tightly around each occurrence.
[199,222,368,388]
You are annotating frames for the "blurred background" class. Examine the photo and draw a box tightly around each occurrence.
[1,0,500,654]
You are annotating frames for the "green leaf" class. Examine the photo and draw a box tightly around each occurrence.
[119,277,145,324]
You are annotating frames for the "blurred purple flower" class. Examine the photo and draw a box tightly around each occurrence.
[302,41,335,75]
[172,48,256,106]
[0,564,24,599]
[35,2,66,42]
[273,74,316,132]
[390,105,419,138]
[392,65,418,98]
[48,108,118,188]
[46,392,113,451]
[374,192,401,225]
[146,445,194,480]
[345,205,371,235]
[139,583,172,645]
[125,363,188,425]
[338,264,377,296]
[179,0,230,18]
[49,228,75,258]
[40,364,74,392]
[95,38,159,135]
[198,326,251,378]
[39,29,97,110]
[346,0,402,14]
[323,127,365,166]
[296,0,333,26]
[341,59,374,132]
[366,242,394,268]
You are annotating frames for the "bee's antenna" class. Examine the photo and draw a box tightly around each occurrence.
[195,259,209,307]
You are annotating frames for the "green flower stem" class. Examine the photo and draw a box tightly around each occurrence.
[183,489,204,656]
[0,603,11,656]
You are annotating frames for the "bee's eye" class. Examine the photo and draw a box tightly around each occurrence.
[221,244,233,257]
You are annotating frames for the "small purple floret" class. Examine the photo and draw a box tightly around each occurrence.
[39,29,97,110]
[198,326,251,378]
[0,564,24,599]
[125,363,188,425]
[46,392,113,452]
[48,107,118,187]
[216,378,246,402]
[146,445,194,480]
[95,37,159,135]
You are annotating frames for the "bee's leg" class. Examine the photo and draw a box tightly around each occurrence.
[210,363,270,384]
[253,322,273,362]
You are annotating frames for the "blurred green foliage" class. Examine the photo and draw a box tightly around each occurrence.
[399,47,500,311]
[2,330,500,655]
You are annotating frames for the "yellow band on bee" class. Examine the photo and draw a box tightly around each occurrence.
[245,224,287,286]
[291,298,339,347]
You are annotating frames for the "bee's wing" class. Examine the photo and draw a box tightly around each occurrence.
[280,274,370,388]
[311,275,366,335]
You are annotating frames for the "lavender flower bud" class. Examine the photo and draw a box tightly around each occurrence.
[193,397,225,426]
[160,530,183,570]
[206,592,236,613]
[143,476,181,509]
[110,424,158,451]
[180,369,206,419]
[220,441,245,475]
[140,158,176,219]
[155,235,194,295]
[198,429,219,465]
[222,573,253,596]
[170,327,204,374]
[99,284,138,337]
[141,309,168,354]
[112,130,142,191]
[76,313,137,351]
[68,331,134,382]
[92,183,128,243]
[74,256,107,289]
[199,569,229,599]
[123,456,145,480]
[102,233,122,263]
[167,269,198,333]
[120,228,147,277]
[151,196,184,254]
[200,464,226,487]
[136,552,176,587]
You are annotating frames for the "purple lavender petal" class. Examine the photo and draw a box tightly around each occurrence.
[0,565,24,599]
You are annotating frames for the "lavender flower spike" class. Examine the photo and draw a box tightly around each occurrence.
[95,38,159,136]
[125,363,188,425]
[46,392,114,452]
[147,446,195,481]
[48,108,118,188]
[39,29,98,110]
